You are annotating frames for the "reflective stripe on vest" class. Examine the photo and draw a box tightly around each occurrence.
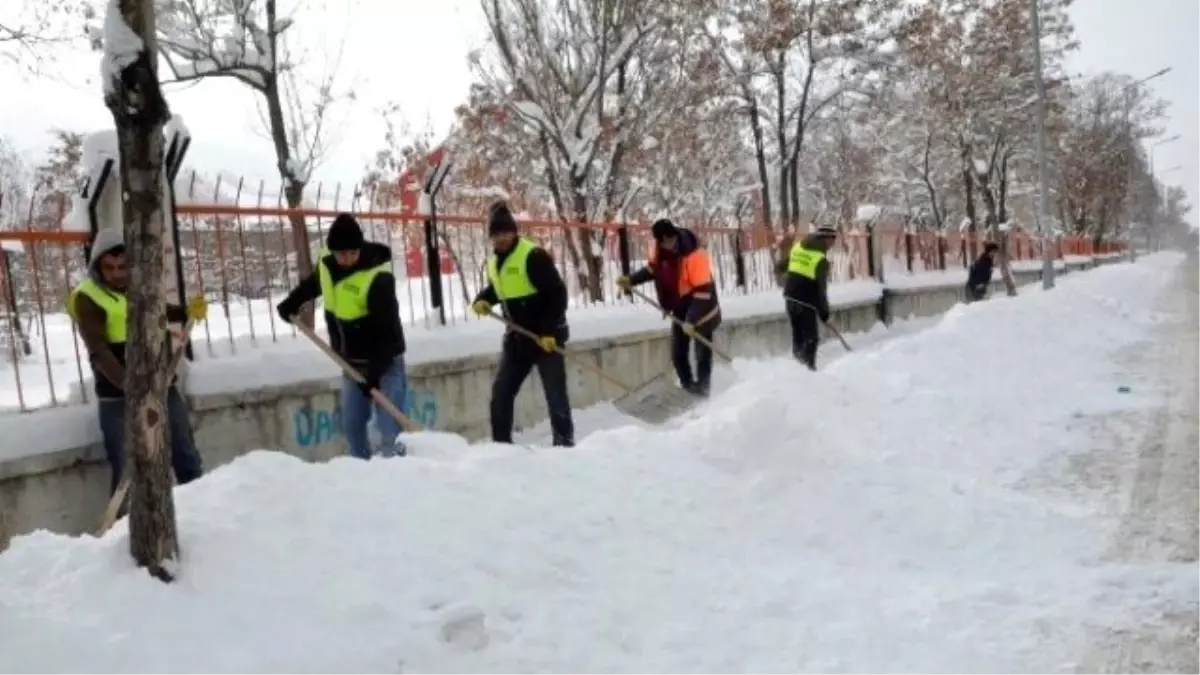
[318,260,389,321]
[487,238,538,301]
[787,243,825,280]
[68,278,127,343]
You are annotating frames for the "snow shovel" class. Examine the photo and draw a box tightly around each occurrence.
[96,318,195,536]
[784,297,853,352]
[611,371,709,424]
[292,320,422,434]
[608,289,730,422]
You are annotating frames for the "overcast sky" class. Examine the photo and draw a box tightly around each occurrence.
[0,0,1196,224]
[1066,0,1198,226]
[0,0,482,197]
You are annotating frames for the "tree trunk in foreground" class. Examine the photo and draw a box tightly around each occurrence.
[105,0,179,582]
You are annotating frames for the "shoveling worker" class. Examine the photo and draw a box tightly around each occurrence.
[276,213,410,459]
[617,218,721,397]
[966,242,999,303]
[67,228,207,495]
[777,224,838,371]
[471,202,575,447]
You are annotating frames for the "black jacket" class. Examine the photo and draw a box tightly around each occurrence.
[629,227,721,326]
[778,234,832,321]
[967,253,995,290]
[277,242,405,376]
[475,243,569,342]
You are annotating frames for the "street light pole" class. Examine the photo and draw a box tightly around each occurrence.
[1146,136,1180,252]
[1120,69,1171,261]
[1030,0,1056,289]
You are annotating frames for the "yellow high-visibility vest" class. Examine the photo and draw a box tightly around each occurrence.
[318,260,390,321]
[67,278,127,343]
[787,243,825,280]
[487,237,538,301]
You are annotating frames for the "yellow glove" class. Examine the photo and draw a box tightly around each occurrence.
[536,335,558,353]
[615,275,632,292]
[680,322,698,338]
[186,296,208,322]
[471,300,492,317]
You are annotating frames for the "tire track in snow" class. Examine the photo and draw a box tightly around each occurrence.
[1083,255,1199,674]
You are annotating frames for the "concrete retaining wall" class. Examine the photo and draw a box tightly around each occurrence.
[0,259,1105,549]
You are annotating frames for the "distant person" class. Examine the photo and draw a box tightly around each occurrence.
[617,218,722,397]
[776,225,837,370]
[276,213,410,459]
[471,201,575,447]
[67,228,207,495]
[966,242,1000,303]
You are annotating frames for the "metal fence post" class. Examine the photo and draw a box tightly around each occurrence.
[421,159,453,327]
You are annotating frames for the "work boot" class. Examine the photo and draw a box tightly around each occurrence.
[685,381,710,398]
[794,348,817,371]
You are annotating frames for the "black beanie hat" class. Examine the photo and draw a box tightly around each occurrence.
[487,201,518,236]
[326,213,364,251]
[651,218,677,241]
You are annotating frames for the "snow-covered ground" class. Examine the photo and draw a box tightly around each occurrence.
[0,253,1192,672]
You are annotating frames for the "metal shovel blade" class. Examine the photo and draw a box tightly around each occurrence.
[612,373,702,425]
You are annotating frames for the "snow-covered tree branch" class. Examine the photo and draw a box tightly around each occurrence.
[135,0,354,326]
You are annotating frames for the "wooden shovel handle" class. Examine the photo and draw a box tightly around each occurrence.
[628,288,734,362]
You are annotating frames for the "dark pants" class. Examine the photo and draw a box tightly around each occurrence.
[965,284,988,303]
[671,319,717,388]
[97,387,204,495]
[490,335,575,447]
[787,303,820,370]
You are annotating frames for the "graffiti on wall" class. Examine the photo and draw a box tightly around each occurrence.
[293,387,439,448]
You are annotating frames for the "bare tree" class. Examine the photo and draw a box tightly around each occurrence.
[475,0,670,300]
[867,81,958,230]
[151,0,353,326]
[626,96,759,227]
[0,137,34,228]
[1054,72,1167,245]
[898,0,1078,294]
[1,0,92,72]
[707,0,901,231]
[101,0,178,582]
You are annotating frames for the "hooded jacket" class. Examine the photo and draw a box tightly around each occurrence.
[779,233,833,321]
[277,242,406,377]
[629,227,721,327]
[69,228,188,399]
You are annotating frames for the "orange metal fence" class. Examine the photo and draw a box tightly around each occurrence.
[0,193,1124,413]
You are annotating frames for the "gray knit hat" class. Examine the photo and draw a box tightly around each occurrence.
[89,228,125,271]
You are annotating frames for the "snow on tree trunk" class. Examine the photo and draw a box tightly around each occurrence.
[103,0,179,582]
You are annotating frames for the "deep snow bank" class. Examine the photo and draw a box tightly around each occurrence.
[0,254,1194,673]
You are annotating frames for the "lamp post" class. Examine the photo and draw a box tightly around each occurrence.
[1121,68,1171,262]
[1145,136,1180,252]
